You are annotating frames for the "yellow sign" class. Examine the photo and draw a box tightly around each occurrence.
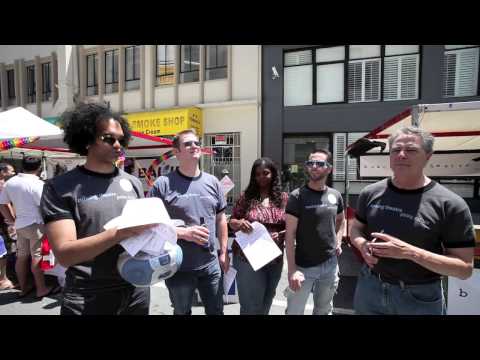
[124,107,203,137]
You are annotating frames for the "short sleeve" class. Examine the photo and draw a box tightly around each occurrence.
[130,177,144,199]
[215,178,227,213]
[442,205,476,248]
[336,192,344,214]
[40,182,74,224]
[285,190,301,218]
[355,188,368,224]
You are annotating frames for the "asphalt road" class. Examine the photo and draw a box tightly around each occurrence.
[0,256,357,315]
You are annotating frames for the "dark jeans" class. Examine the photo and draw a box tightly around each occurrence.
[353,265,445,315]
[233,254,283,315]
[61,286,150,315]
[165,260,223,315]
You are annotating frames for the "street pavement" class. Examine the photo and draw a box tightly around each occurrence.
[0,249,359,315]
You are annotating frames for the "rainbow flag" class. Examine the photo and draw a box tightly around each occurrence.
[0,137,39,151]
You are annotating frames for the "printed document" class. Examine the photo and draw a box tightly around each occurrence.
[104,198,177,256]
[234,222,282,271]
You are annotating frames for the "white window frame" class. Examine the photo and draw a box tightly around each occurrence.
[348,58,381,103]
[283,49,313,107]
[442,45,479,98]
[383,53,420,101]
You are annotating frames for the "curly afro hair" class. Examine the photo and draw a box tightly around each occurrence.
[61,102,132,156]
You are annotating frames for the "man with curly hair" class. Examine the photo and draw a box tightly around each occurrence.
[40,102,153,315]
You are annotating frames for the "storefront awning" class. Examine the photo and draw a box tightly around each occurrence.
[124,107,203,137]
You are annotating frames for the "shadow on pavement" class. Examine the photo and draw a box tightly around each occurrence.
[43,298,61,310]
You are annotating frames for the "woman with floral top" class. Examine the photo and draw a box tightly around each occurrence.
[229,157,288,315]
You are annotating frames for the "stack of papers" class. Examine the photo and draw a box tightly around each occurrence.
[234,222,282,271]
[104,197,177,256]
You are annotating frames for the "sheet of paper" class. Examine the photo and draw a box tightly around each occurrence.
[104,197,173,230]
[234,222,282,271]
[120,224,177,257]
[223,266,237,295]
[447,269,480,315]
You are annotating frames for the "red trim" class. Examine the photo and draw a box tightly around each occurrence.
[131,131,173,145]
[18,144,72,153]
[371,130,480,139]
[431,131,480,137]
[366,108,412,139]
[128,145,171,150]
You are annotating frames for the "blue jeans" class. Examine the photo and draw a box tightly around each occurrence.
[233,254,283,315]
[165,260,223,315]
[285,256,339,315]
[354,265,446,315]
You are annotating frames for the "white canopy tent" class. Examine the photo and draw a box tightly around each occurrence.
[0,107,63,140]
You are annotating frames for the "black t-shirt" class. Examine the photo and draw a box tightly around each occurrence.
[356,178,476,283]
[286,185,344,267]
[40,166,144,291]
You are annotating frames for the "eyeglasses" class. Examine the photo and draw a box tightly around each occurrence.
[100,134,126,147]
[305,160,330,168]
[182,140,201,147]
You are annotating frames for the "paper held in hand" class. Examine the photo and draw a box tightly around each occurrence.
[234,222,282,271]
[104,198,177,257]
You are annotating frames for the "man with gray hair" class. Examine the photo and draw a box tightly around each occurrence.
[350,126,475,315]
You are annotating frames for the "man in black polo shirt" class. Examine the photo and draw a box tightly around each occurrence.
[351,126,475,315]
[285,148,345,315]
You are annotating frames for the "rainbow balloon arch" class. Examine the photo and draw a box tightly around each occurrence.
[0,137,39,151]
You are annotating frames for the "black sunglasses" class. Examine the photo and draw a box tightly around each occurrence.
[305,160,330,168]
[100,134,127,147]
[183,140,201,147]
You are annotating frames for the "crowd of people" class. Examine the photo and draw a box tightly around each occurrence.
[0,101,476,315]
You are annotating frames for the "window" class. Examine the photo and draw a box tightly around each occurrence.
[284,50,313,106]
[180,45,200,83]
[283,135,330,192]
[348,45,381,103]
[105,49,119,93]
[42,62,52,101]
[442,45,479,98]
[316,46,345,103]
[202,133,240,213]
[7,69,15,106]
[86,53,98,96]
[284,45,421,107]
[333,132,368,181]
[125,46,140,91]
[26,65,36,103]
[156,45,175,85]
[383,45,419,101]
[205,45,227,80]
